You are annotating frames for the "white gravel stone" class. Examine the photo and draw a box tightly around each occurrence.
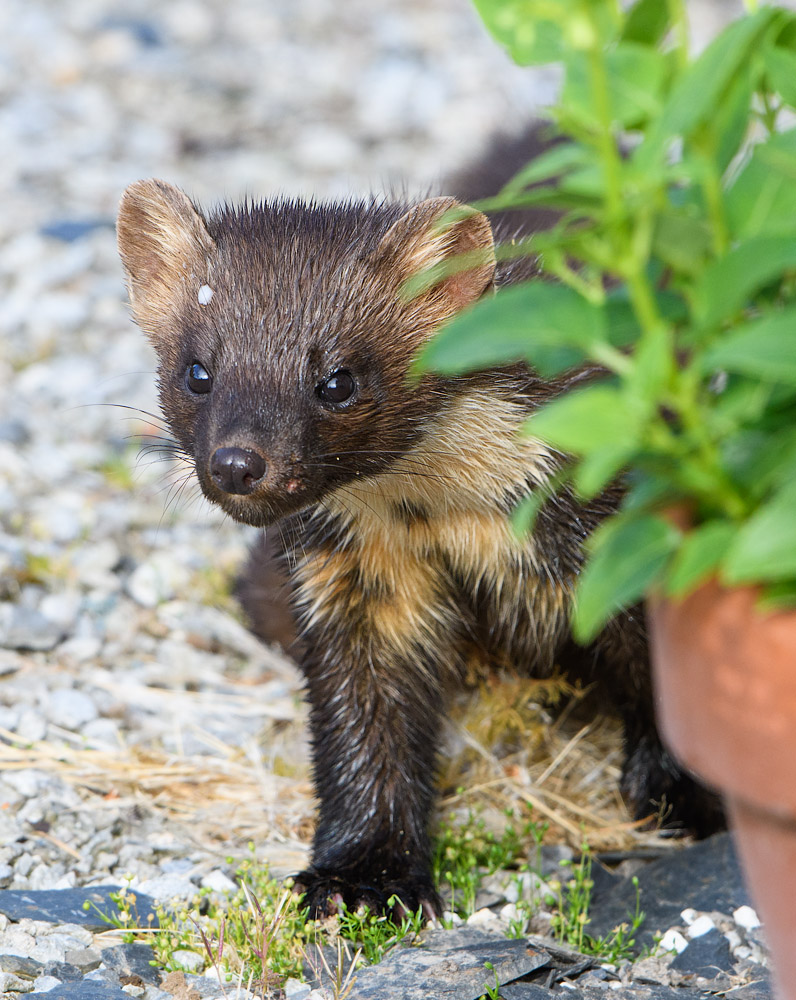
[46,687,99,730]
[14,708,48,742]
[686,914,715,938]
[733,904,761,930]
[0,972,33,993]
[466,907,497,926]
[136,873,198,902]
[3,769,53,799]
[658,929,689,955]
[127,557,189,608]
[284,979,312,999]
[499,902,520,923]
[725,928,743,951]
[680,907,697,925]
[81,717,121,746]
[0,605,62,651]
[0,926,36,957]
[32,976,64,993]
[171,950,205,973]
[200,869,238,894]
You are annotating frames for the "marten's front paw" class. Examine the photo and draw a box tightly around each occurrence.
[294,867,441,921]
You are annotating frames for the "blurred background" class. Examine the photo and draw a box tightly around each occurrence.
[0,0,753,892]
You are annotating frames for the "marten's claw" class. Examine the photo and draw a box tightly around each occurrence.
[293,868,441,922]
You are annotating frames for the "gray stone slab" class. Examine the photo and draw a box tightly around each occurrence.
[580,989,712,999]
[27,982,132,1000]
[670,928,733,978]
[725,979,774,1000]
[0,954,44,977]
[100,943,161,985]
[345,938,549,1000]
[500,986,565,999]
[42,962,91,983]
[0,887,156,931]
[587,833,751,950]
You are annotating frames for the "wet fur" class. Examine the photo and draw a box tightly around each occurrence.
[117,132,724,919]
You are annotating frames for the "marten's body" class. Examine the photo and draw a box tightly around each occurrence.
[117,145,723,918]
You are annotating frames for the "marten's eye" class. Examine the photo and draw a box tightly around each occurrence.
[316,369,356,405]
[186,362,213,394]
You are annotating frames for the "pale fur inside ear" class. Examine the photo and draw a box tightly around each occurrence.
[381,196,496,315]
[117,179,215,339]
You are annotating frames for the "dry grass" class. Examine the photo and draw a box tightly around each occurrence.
[441,675,659,852]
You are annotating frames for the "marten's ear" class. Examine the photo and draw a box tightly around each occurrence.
[378,196,495,316]
[117,179,215,343]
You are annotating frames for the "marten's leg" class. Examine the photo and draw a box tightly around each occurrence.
[237,530,300,653]
[289,537,459,918]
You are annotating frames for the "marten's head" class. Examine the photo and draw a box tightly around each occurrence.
[117,181,495,526]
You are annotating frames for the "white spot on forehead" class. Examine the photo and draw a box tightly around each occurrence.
[197,284,214,305]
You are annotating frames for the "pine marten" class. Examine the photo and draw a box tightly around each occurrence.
[116,136,724,919]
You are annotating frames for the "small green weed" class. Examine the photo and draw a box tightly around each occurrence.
[479,960,501,1000]
[94,851,430,995]
[432,804,547,918]
[335,896,425,964]
[549,846,644,962]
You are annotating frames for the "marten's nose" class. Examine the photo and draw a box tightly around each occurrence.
[210,447,266,495]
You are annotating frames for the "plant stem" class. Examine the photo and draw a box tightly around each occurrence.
[666,0,690,67]
[698,137,730,256]
[583,7,622,230]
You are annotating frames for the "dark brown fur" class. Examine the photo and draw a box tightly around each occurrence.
[117,133,724,919]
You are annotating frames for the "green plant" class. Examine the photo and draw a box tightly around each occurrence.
[335,896,426,964]
[432,806,548,917]
[420,0,796,638]
[480,960,502,1000]
[92,852,438,994]
[548,847,643,961]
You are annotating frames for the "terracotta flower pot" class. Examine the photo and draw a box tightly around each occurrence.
[648,580,796,1000]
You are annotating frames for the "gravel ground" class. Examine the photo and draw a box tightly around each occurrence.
[0,0,776,997]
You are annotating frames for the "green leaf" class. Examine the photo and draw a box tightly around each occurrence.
[510,467,570,537]
[702,306,796,385]
[622,471,678,513]
[417,281,605,377]
[726,130,796,239]
[636,9,777,167]
[723,482,796,583]
[693,236,796,330]
[604,288,687,348]
[713,69,754,174]
[471,0,563,65]
[501,141,592,194]
[758,579,796,612]
[525,384,641,456]
[621,0,670,46]
[563,43,666,129]
[629,325,675,401]
[720,426,796,500]
[764,44,796,108]
[652,209,713,273]
[662,10,773,134]
[573,514,679,642]
[574,441,637,499]
[665,520,736,597]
